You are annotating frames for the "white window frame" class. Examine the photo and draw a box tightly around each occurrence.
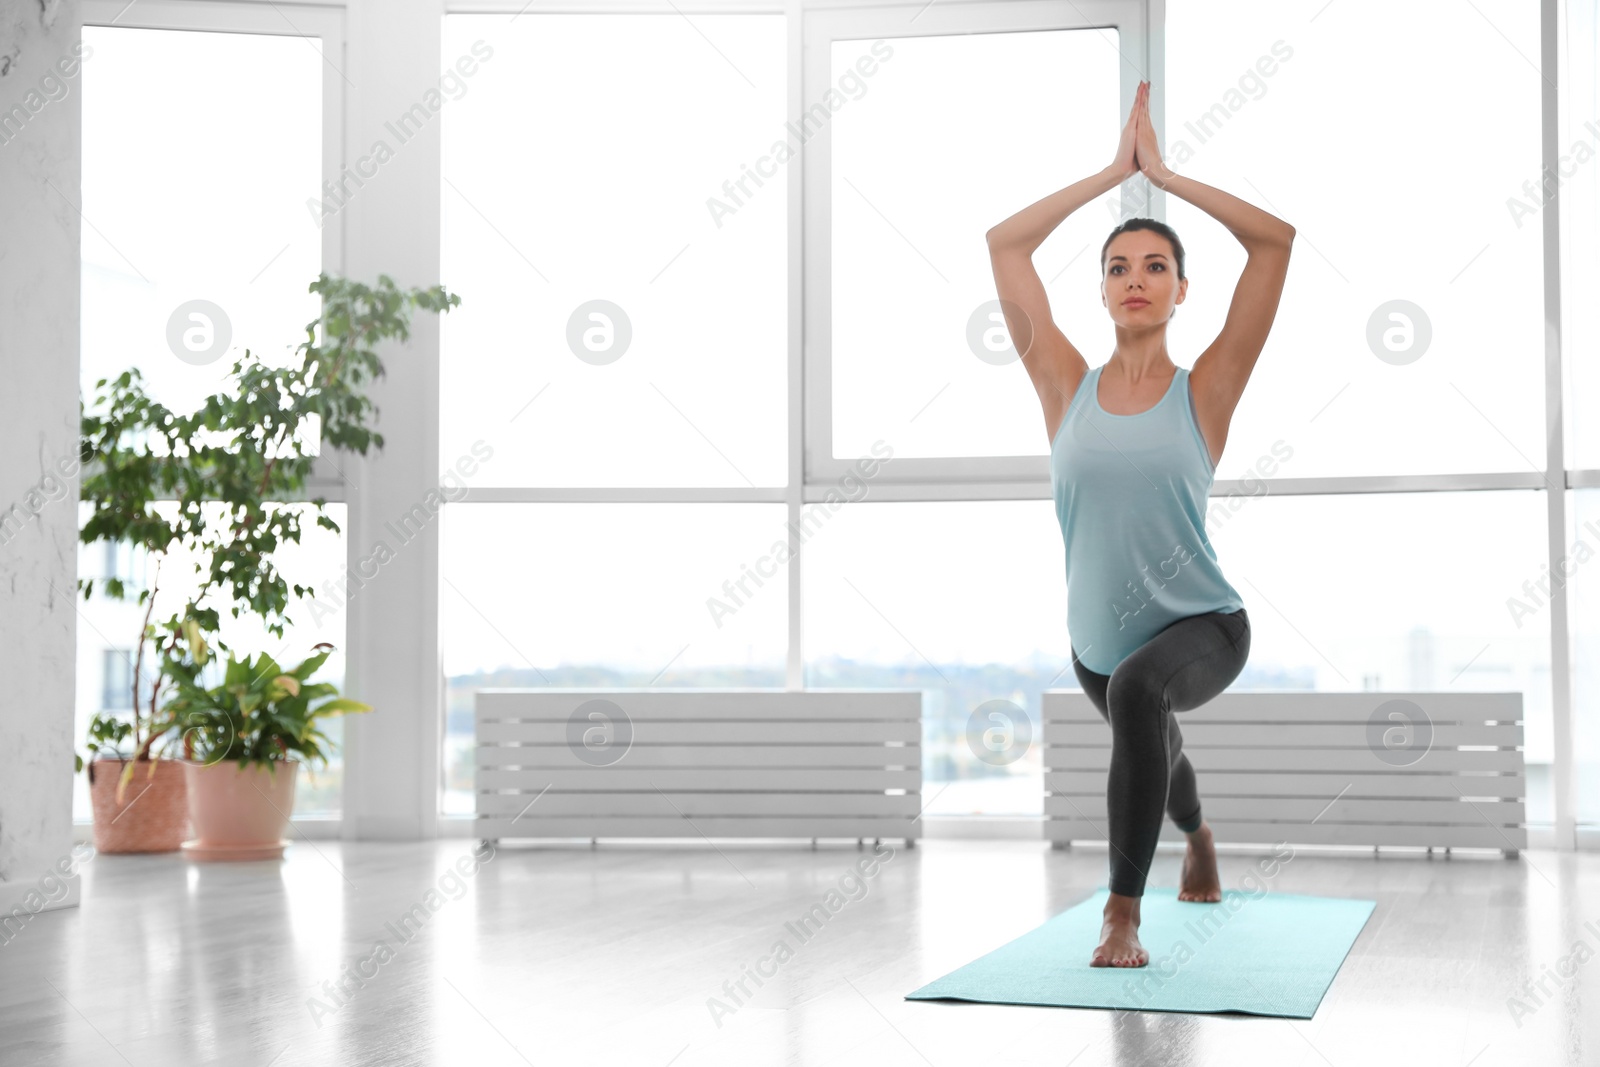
[80,0,348,501]
[802,0,1147,491]
[78,0,350,836]
[75,0,1586,850]
[797,0,1578,850]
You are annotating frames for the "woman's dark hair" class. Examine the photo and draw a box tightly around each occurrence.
[1101,217,1186,282]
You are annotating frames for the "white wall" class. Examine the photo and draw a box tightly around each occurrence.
[0,0,83,918]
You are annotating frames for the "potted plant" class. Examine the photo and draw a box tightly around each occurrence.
[161,640,370,861]
[76,710,189,853]
[76,273,460,850]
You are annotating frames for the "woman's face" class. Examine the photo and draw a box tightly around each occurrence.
[1101,230,1186,327]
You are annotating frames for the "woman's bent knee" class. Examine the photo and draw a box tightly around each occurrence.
[1105,669,1165,720]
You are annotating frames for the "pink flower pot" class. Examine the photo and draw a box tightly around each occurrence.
[180,759,299,862]
[87,758,189,853]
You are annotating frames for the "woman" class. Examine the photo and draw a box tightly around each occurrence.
[985,81,1294,968]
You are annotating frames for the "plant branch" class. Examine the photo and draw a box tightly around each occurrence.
[132,554,162,752]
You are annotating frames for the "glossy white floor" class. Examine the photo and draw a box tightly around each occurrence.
[2,835,1595,1067]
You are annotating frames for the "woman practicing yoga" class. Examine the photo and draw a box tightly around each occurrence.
[985,81,1294,968]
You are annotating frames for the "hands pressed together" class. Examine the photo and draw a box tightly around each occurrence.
[1111,80,1176,188]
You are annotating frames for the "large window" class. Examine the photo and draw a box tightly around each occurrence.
[1211,489,1557,818]
[1162,0,1579,831]
[1167,0,1543,481]
[810,9,1133,815]
[1162,0,1568,828]
[440,12,790,814]
[439,0,1594,832]
[77,22,342,819]
[439,503,789,814]
[801,501,1067,816]
[1567,1,1600,828]
[439,14,788,489]
[87,2,1592,841]
[1565,1,1600,472]
[80,25,323,415]
[828,27,1121,460]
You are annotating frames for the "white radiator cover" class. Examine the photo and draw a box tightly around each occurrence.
[475,689,923,843]
[1043,690,1527,856]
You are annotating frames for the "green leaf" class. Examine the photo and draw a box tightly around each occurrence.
[290,649,332,681]
[312,699,372,716]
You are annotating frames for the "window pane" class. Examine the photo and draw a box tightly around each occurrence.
[1209,487,1554,823]
[440,15,787,488]
[74,503,349,821]
[801,501,1066,816]
[1166,1,1543,479]
[831,30,1120,459]
[440,503,789,815]
[80,26,323,416]
[1570,489,1600,826]
[77,27,335,822]
[800,490,1554,822]
[1566,2,1600,468]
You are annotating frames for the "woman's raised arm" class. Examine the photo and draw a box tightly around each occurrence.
[986,85,1147,444]
[1134,88,1294,425]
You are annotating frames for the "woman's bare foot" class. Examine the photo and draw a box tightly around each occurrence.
[1177,820,1222,903]
[1090,892,1148,967]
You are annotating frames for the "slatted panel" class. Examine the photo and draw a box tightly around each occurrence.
[475,689,922,842]
[1043,690,1527,854]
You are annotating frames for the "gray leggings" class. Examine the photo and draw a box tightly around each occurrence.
[1070,607,1250,899]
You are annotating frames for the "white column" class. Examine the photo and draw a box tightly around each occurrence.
[339,0,446,840]
[0,0,84,915]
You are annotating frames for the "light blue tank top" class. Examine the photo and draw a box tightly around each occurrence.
[1050,362,1244,675]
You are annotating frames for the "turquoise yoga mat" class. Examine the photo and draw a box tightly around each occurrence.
[906,888,1375,1019]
